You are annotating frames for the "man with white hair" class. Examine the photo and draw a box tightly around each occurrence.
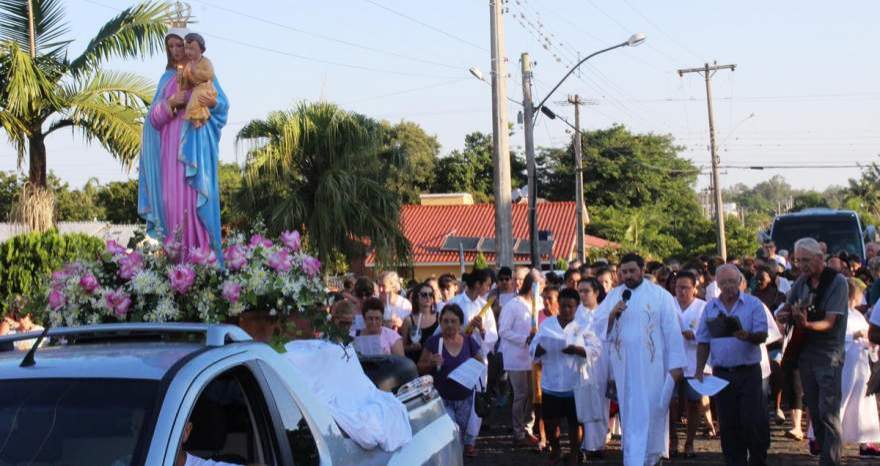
[694,264,769,465]
[778,237,848,466]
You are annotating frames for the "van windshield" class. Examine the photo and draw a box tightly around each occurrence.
[0,378,159,466]
[772,217,863,260]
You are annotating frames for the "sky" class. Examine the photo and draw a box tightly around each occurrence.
[1,0,879,193]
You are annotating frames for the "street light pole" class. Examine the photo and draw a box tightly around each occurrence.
[521,53,539,268]
[569,94,585,263]
[520,33,646,268]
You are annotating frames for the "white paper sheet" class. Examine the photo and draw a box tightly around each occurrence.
[686,376,729,397]
[448,357,487,390]
[538,332,567,353]
[658,374,676,412]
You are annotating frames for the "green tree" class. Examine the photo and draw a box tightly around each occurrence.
[218,162,243,226]
[95,179,138,224]
[235,101,410,266]
[0,0,169,227]
[791,191,829,211]
[51,174,102,221]
[0,170,22,220]
[432,131,526,202]
[379,121,440,204]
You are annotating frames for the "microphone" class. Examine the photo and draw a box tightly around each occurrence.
[622,289,632,302]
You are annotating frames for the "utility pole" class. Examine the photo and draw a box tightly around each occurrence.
[490,0,513,268]
[678,62,736,261]
[568,94,585,263]
[520,52,539,269]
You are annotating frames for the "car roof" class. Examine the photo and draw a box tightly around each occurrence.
[0,342,205,380]
[775,208,858,220]
[0,323,254,381]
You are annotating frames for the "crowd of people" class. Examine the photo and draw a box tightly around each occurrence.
[325,239,880,466]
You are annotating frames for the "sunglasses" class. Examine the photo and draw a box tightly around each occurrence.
[498,276,512,281]
[418,292,433,298]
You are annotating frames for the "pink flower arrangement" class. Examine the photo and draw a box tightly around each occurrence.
[43,232,327,328]
[105,288,132,318]
[169,264,196,294]
[302,256,321,277]
[48,289,65,310]
[117,251,144,280]
[280,230,301,252]
[224,244,247,271]
[267,249,292,273]
[189,247,218,267]
[221,281,241,303]
[106,240,126,255]
[249,234,273,249]
[79,273,100,294]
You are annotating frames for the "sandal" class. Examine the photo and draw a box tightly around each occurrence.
[785,430,805,441]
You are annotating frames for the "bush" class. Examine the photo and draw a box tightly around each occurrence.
[0,230,104,315]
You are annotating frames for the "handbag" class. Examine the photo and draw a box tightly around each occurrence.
[474,380,493,418]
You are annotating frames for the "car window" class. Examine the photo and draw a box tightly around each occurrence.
[257,362,319,466]
[0,378,159,466]
[182,367,277,466]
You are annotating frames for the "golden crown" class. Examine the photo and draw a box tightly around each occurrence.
[167,1,195,28]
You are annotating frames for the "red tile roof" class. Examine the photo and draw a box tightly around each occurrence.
[366,201,616,266]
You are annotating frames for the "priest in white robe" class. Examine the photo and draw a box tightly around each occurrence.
[595,253,687,466]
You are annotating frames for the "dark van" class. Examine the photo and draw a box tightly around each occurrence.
[769,208,874,262]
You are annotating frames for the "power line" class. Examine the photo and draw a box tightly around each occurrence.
[341,78,470,105]
[361,0,487,51]
[188,0,465,71]
[620,0,704,62]
[202,32,461,79]
[81,0,461,79]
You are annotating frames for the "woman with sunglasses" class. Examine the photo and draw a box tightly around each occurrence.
[401,283,440,364]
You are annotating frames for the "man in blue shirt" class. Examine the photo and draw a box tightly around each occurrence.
[695,264,769,466]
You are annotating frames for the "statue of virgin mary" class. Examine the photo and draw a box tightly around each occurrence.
[137,8,228,264]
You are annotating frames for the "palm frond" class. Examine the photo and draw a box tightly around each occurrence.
[47,71,152,167]
[0,40,60,117]
[0,0,69,58]
[68,1,170,76]
[58,69,154,106]
[0,108,27,165]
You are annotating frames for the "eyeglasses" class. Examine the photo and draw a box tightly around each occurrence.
[418,292,433,298]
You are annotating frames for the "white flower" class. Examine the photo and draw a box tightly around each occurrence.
[228,301,245,317]
[145,299,179,323]
[131,270,161,295]
[247,267,270,295]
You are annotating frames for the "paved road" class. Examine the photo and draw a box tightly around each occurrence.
[467,405,878,466]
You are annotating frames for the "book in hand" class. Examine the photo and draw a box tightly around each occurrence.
[706,314,743,338]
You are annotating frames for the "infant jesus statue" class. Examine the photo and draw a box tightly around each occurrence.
[180,32,217,128]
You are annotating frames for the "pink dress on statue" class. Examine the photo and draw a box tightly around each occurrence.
[149,77,211,259]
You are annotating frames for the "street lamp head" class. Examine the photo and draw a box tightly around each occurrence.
[626,33,647,47]
[468,66,486,81]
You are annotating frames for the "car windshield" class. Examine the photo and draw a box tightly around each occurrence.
[772,217,863,260]
[0,378,160,466]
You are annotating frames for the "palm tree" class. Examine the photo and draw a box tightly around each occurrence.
[236,102,410,268]
[0,0,169,229]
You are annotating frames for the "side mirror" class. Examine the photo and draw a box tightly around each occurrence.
[757,230,770,243]
[866,225,878,242]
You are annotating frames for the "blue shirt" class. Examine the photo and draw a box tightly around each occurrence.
[696,292,768,368]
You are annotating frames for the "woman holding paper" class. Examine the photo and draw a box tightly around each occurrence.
[353,298,405,357]
[418,304,484,449]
